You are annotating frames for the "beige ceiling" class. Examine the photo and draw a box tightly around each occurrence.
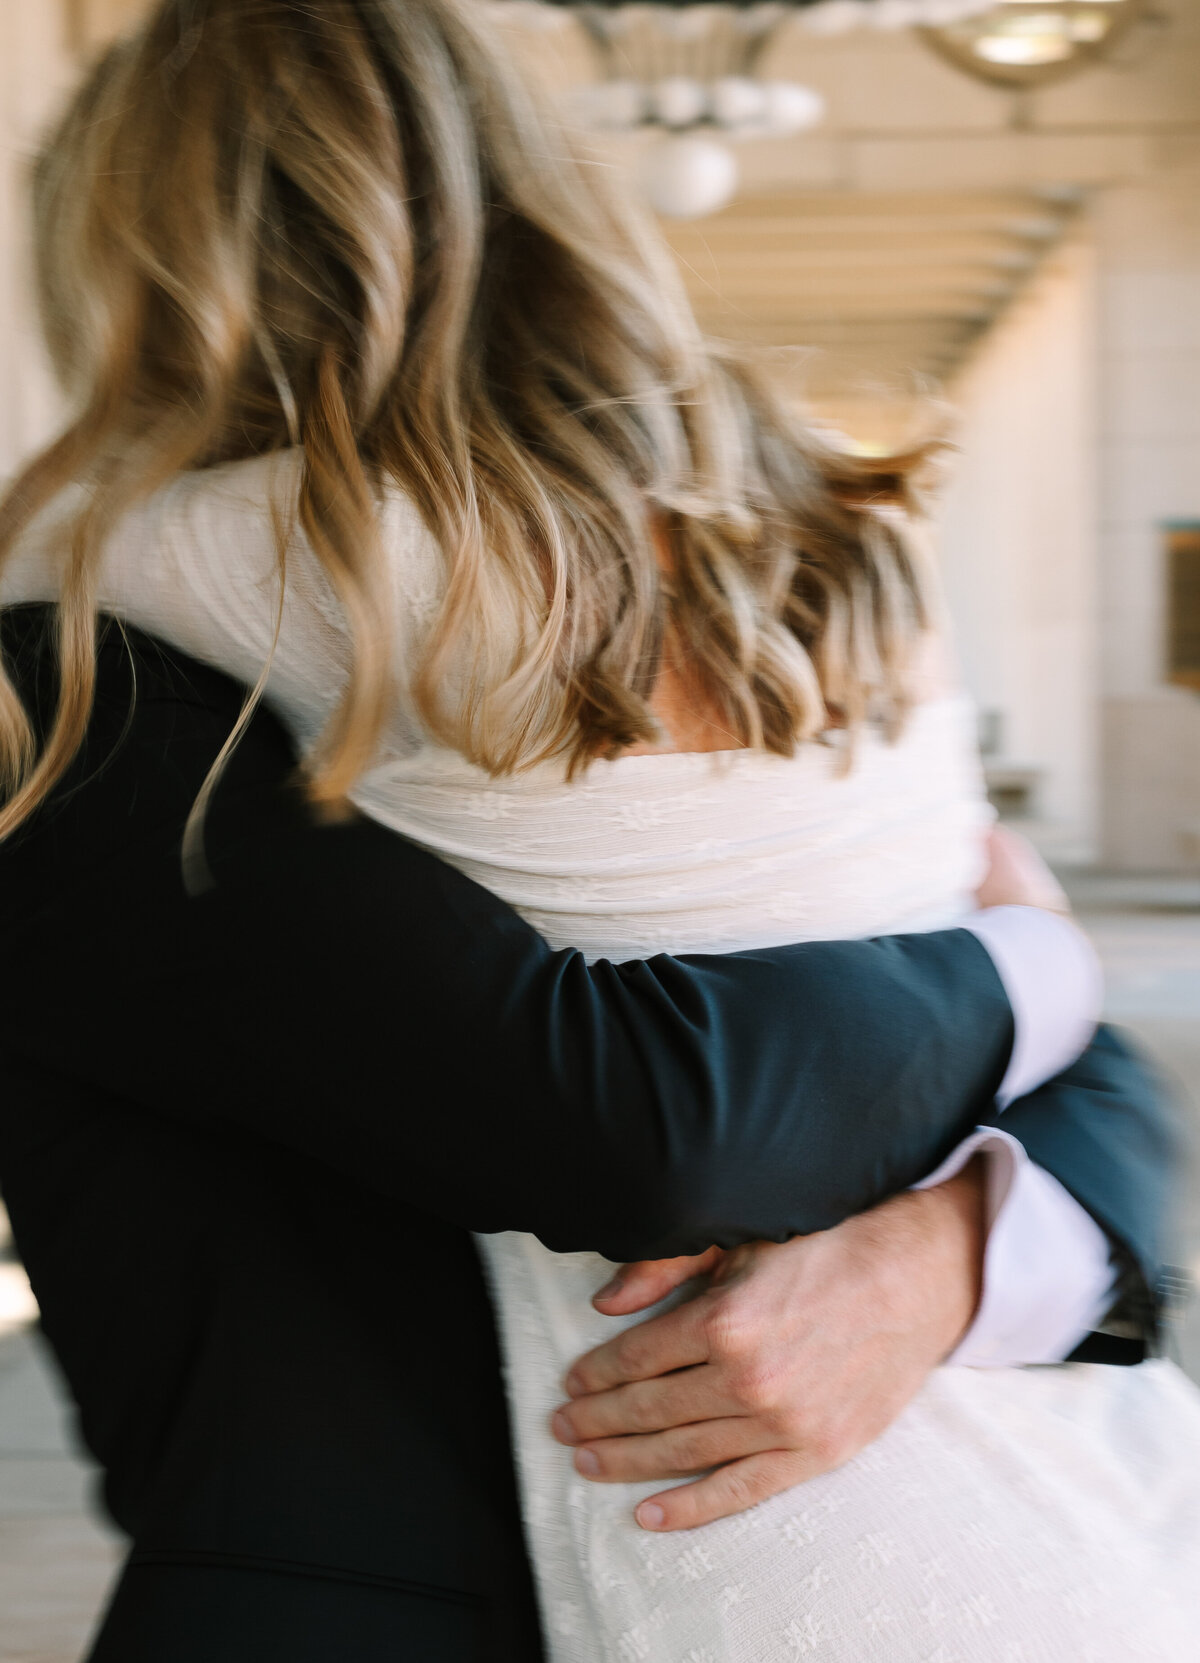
[661,187,1079,407]
[51,0,1177,431]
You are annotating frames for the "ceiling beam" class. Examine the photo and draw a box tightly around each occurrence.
[705,190,1076,225]
[686,272,1017,302]
[667,233,1048,266]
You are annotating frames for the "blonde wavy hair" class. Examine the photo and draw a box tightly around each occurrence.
[0,0,934,840]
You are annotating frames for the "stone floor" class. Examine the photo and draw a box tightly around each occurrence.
[0,1338,120,1663]
[0,873,1197,1663]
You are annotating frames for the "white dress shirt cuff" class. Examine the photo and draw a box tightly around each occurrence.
[915,1128,1117,1367]
[962,906,1103,1106]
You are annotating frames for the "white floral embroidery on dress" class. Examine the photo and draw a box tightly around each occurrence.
[455,792,517,821]
[783,1611,835,1652]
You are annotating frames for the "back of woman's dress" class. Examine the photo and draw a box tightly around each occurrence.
[7,453,1200,1662]
[370,713,1200,1663]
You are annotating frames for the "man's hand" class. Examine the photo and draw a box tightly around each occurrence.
[551,1160,986,1532]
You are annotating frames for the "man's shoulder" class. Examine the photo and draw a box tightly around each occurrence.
[0,605,301,901]
[2,603,253,728]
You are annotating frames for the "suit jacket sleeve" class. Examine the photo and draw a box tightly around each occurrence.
[0,609,1175,1327]
[984,1029,1177,1356]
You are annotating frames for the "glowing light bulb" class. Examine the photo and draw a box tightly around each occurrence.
[639,134,739,219]
[711,76,768,129]
[761,82,826,136]
[651,76,709,129]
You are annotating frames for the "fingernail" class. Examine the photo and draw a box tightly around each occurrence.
[551,1409,577,1445]
[564,1369,585,1397]
[595,1271,626,1300]
[636,1502,665,1530]
[575,1448,600,1477]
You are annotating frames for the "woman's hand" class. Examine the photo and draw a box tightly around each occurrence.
[551,1160,986,1531]
[975,824,1070,915]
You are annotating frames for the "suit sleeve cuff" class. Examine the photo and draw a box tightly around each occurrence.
[962,907,1103,1107]
[915,1128,1118,1367]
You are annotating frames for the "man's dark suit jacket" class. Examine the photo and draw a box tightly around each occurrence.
[0,606,1175,1661]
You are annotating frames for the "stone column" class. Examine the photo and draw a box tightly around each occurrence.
[0,2,74,479]
[1095,144,1200,870]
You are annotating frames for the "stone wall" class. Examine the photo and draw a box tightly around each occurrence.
[1094,160,1200,868]
[0,4,72,479]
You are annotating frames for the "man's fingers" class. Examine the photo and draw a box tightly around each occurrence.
[553,1365,734,1446]
[564,1298,708,1397]
[592,1249,722,1316]
[633,1450,816,1533]
[565,1418,778,1483]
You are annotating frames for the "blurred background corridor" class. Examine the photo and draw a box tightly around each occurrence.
[2,0,1198,1657]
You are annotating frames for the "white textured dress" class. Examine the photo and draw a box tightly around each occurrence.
[7,452,1200,1662]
